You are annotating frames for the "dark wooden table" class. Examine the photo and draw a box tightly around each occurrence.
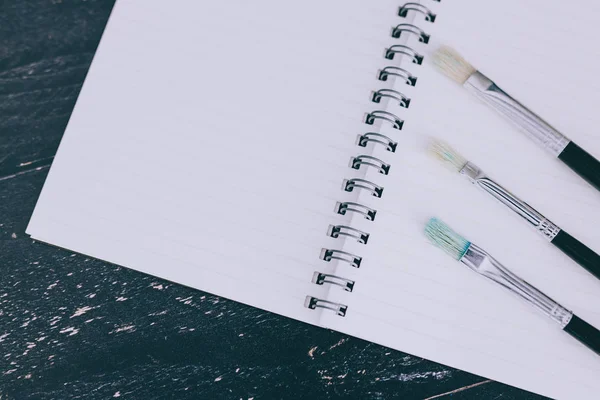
[0,1,546,399]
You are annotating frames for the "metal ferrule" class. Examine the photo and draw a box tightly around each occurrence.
[463,71,570,157]
[460,162,561,241]
[460,243,573,328]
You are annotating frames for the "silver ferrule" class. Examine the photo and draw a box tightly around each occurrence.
[460,162,561,241]
[464,71,570,157]
[461,243,573,328]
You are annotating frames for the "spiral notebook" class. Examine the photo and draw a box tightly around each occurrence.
[27,0,600,398]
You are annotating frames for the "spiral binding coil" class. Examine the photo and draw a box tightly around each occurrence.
[391,24,430,43]
[327,225,370,244]
[319,248,362,268]
[350,155,391,175]
[312,272,355,292]
[398,3,437,21]
[385,45,423,63]
[365,110,404,130]
[378,66,417,85]
[307,1,437,316]
[335,201,377,221]
[305,296,348,316]
[356,133,398,153]
[372,89,411,108]
[342,178,384,198]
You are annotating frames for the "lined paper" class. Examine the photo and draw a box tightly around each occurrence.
[322,1,600,399]
[28,0,600,399]
[27,0,402,325]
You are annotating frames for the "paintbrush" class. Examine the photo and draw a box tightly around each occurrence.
[432,45,600,192]
[425,217,600,355]
[428,139,600,281]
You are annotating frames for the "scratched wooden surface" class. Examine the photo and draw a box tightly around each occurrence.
[0,1,547,399]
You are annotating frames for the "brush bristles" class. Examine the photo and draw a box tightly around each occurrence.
[428,139,467,172]
[432,45,476,85]
[425,218,471,261]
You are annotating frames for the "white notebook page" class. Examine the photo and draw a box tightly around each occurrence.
[27,0,600,398]
[322,1,600,399]
[26,0,404,325]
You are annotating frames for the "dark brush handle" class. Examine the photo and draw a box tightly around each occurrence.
[551,230,600,281]
[558,141,600,192]
[563,315,600,355]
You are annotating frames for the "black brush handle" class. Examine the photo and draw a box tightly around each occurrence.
[557,141,600,192]
[551,230,600,280]
[563,315,600,355]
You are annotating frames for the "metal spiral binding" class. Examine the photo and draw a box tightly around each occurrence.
[391,23,430,43]
[320,248,362,268]
[349,155,391,175]
[305,296,348,316]
[306,1,436,317]
[372,89,411,108]
[327,225,370,244]
[378,66,417,86]
[342,178,384,198]
[335,201,377,221]
[312,272,355,292]
[356,133,398,153]
[398,3,437,22]
[365,110,404,130]
[385,45,423,63]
